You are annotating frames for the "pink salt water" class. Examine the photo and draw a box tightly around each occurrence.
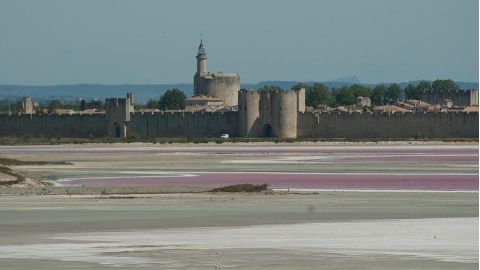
[64,172,478,191]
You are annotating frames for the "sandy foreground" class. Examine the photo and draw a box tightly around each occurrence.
[0,142,478,269]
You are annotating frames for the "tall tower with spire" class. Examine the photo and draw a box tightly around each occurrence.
[192,39,240,107]
[196,39,207,75]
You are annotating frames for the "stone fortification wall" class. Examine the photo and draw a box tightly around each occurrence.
[297,111,479,139]
[421,90,479,106]
[0,114,106,138]
[127,111,238,138]
[1,104,477,139]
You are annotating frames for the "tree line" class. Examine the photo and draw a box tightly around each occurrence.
[0,88,188,113]
[142,89,186,110]
[0,79,464,113]
[289,79,460,108]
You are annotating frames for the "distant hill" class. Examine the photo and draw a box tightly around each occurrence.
[329,76,362,84]
[0,79,477,103]
[0,84,194,103]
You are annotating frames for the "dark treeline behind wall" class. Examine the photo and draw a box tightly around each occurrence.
[143,89,187,110]
[288,79,463,108]
[0,79,472,112]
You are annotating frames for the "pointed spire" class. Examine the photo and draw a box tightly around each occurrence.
[198,39,206,55]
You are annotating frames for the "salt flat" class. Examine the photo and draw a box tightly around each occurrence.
[0,192,478,269]
[1,143,477,191]
[0,218,477,269]
[0,143,478,269]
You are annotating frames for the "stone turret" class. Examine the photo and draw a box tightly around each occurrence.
[196,40,207,76]
[238,88,305,138]
[238,90,260,136]
[270,90,299,138]
[21,97,34,114]
[105,93,134,138]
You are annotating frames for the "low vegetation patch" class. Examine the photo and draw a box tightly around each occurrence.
[0,165,25,185]
[210,183,269,193]
[0,157,71,186]
[0,157,71,166]
[0,136,477,146]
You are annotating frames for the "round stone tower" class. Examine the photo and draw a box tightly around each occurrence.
[271,90,298,138]
[196,40,207,76]
[193,40,240,107]
[238,88,304,138]
[238,89,260,136]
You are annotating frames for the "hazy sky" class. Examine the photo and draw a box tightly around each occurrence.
[0,0,478,84]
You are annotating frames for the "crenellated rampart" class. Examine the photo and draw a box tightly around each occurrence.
[127,110,238,138]
[0,113,107,138]
[0,103,477,139]
[297,111,478,139]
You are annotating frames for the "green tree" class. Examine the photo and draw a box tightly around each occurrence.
[371,85,387,105]
[86,100,104,110]
[312,83,334,106]
[80,100,86,111]
[386,84,401,103]
[291,83,309,91]
[408,81,432,100]
[404,84,421,100]
[47,99,61,113]
[349,84,371,98]
[145,99,159,109]
[159,89,186,110]
[431,79,459,92]
[335,87,356,106]
[293,83,334,107]
[416,81,431,92]
[257,85,284,91]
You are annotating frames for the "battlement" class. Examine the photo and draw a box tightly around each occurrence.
[421,89,477,94]
[105,98,127,105]
[0,113,106,138]
[238,88,305,138]
[0,96,477,139]
[128,109,239,138]
[297,110,478,139]
[132,110,232,117]
[0,113,106,120]
[239,89,260,94]
[240,88,304,94]
[421,89,478,106]
[105,93,134,138]
[105,92,134,107]
[307,110,477,116]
